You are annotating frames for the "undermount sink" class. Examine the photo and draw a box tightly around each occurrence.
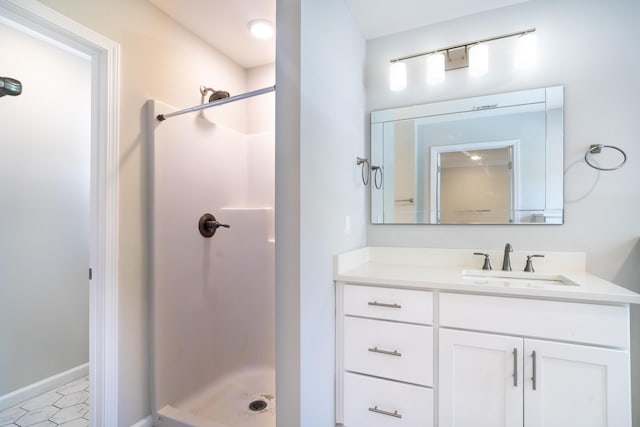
[462,269,579,287]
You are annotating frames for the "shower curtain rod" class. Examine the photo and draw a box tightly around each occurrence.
[156,85,275,121]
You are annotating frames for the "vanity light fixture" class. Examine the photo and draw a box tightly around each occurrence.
[469,43,489,76]
[389,61,407,91]
[426,52,446,84]
[248,19,274,39]
[388,28,536,90]
[514,32,537,68]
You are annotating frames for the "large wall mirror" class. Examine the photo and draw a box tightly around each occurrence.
[371,86,564,225]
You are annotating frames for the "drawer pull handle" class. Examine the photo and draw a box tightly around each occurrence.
[531,350,537,390]
[368,346,402,357]
[368,406,402,419]
[368,301,402,309]
[513,348,518,387]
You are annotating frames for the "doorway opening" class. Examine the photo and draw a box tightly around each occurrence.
[0,1,119,425]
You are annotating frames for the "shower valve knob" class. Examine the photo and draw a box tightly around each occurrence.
[199,213,230,238]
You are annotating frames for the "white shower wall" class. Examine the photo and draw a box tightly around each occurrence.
[148,100,275,420]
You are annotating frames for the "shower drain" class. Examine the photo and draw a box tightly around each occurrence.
[248,399,268,412]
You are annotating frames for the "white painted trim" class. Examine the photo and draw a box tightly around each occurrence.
[0,1,120,426]
[430,140,520,224]
[130,415,154,427]
[0,363,89,411]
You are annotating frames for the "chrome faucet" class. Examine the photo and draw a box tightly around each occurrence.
[501,243,513,271]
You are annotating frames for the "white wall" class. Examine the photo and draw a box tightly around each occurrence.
[0,18,90,396]
[276,0,367,424]
[275,0,302,424]
[34,1,257,424]
[366,0,640,422]
[247,64,276,213]
[247,64,276,135]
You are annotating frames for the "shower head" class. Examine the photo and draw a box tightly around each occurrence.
[209,90,230,102]
[0,77,22,97]
[199,86,230,104]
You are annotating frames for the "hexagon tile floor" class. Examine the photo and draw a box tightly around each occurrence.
[0,376,89,427]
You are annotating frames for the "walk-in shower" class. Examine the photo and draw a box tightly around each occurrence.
[0,77,22,97]
[149,85,275,427]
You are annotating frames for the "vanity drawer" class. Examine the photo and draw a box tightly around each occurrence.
[344,316,433,386]
[344,372,433,427]
[440,293,629,348]
[344,284,433,324]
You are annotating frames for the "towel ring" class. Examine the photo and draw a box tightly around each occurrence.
[584,144,627,171]
[356,157,370,185]
[371,165,383,190]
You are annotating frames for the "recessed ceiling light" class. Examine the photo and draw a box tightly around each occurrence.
[248,19,274,40]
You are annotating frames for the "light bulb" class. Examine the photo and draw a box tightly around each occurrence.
[427,52,445,85]
[248,19,274,40]
[389,61,407,91]
[515,32,537,69]
[469,43,489,76]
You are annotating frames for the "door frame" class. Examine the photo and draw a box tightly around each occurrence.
[0,1,120,425]
[430,140,520,224]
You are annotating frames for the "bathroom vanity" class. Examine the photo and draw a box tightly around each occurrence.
[334,247,640,427]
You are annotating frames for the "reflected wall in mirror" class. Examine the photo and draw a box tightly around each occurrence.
[371,86,564,225]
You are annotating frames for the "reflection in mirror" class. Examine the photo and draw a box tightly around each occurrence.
[435,144,515,224]
[371,86,563,225]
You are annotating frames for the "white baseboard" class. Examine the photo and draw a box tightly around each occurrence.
[0,363,89,411]
[131,415,153,427]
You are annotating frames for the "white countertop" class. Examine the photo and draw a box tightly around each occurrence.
[334,247,640,305]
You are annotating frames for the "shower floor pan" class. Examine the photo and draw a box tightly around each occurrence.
[157,367,275,427]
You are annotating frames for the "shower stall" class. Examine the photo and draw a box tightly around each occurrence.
[148,88,275,427]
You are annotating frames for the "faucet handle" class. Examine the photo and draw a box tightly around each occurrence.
[473,252,492,270]
[524,254,544,272]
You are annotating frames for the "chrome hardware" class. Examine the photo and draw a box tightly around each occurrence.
[198,213,230,238]
[394,198,414,204]
[473,252,492,270]
[524,254,544,272]
[368,406,402,419]
[157,85,275,121]
[368,347,402,357]
[356,157,370,186]
[368,301,401,309]
[513,348,518,387]
[502,243,513,271]
[584,144,627,171]
[531,350,537,390]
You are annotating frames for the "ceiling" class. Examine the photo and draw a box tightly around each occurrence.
[148,0,528,69]
[148,0,276,69]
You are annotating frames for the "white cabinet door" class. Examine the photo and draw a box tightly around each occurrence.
[439,329,523,427]
[524,339,631,427]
